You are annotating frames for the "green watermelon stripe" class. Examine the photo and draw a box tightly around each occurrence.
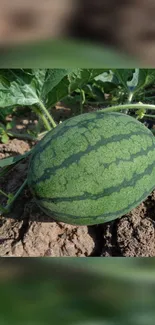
[31,143,154,198]
[32,130,153,185]
[29,112,149,180]
[30,112,147,162]
[35,183,155,225]
[34,154,155,204]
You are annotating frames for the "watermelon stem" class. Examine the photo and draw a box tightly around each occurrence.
[38,101,57,129]
[7,131,37,141]
[144,114,155,119]
[32,105,51,131]
[127,92,134,103]
[38,131,48,139]
[102,103,155,114]
[0,189,10,199]
[0,178,28,215]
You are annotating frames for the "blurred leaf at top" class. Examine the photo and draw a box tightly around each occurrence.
[0,40,137,68]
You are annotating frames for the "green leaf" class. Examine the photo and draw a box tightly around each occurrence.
[42,69,71,99]
[0,150,31,168]
[31,69,47,96]
[127,68,139,90]
[0,106,15,120]
[0,39,137,68]
[131,69,155,95]
[112,69,134,91]
[91,86,105,101]
[0,126,5,135]
[95,70,114,83]
[136,108,146,119]
[0,69,45,108]
[6,120,15,130]
[101,82,119,94]
[45,69,107,108]
[1,133,9,144]
[69,69,107,93]
[0,68,99,113]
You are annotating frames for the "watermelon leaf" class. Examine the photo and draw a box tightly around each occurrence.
[95,70,116,83]
[0,69,69,109]
[0,69,107,111]
[130,69,155,95]
[41,69,72,99]
[1,133,9,144]
[45,69,107,108]
[0,69,42,107]
[111,69,135,92]
[127,68,139,91]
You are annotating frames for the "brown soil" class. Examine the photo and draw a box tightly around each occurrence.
[0,111,155,257]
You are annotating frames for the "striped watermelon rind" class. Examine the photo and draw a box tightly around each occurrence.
[27,111,155,225]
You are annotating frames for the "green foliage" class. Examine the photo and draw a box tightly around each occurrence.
[0,39,137,68]
[0,128,9,143]
[0,120,16,143]
[44,69,107,108]
[80,69,155,106]
[0,69,106,110]
[0,123,9,144]
[0,68,107,139]
[1,259,155,325]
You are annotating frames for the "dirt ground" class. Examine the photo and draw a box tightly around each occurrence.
[0,110,155,257]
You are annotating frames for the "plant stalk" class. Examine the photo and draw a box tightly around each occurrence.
[39,101,57,128]
[0,189,9,198]
[101,103,155,113]
[7,131,37,141]
[32,105,51,131]
[0,178,28,214]
[38,131,48,139]
[127,92,134,103]
[144,114,155,118]
[144,96,155,100]
[6,178,28,213]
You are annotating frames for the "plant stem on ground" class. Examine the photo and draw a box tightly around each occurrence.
[0,189,10,198]
[7,131,37,141]
[11,178,28,203]
[1,178,28,214]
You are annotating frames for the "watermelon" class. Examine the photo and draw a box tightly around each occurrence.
[27,111,155,225]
